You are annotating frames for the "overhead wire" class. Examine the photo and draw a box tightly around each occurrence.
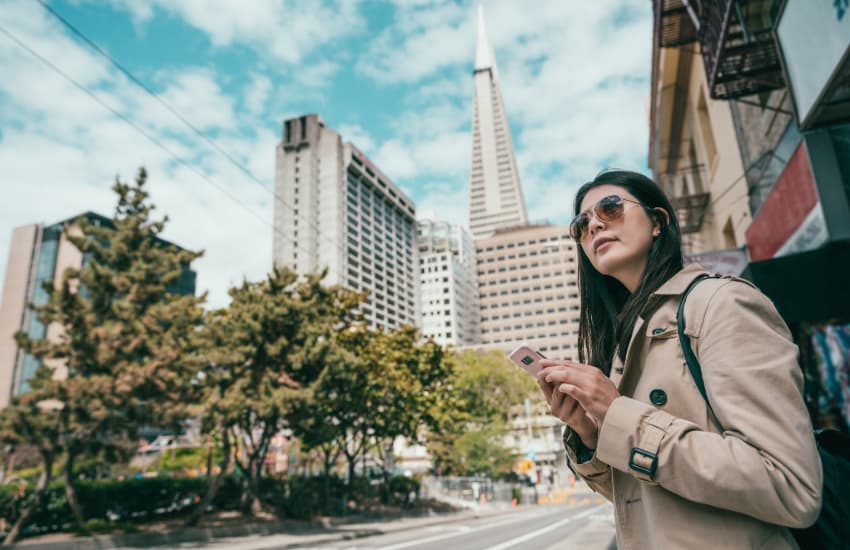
[33,0,351,269]
[0,10,353,281]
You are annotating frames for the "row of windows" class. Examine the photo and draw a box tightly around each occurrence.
[481,282,576,297]
[477,248,576,264]
[482,306,571,321]
[483,318,574,332]
[478,272,578,286]
[481,294,575,308]
[484,329,578,339]
[479,236,571,252]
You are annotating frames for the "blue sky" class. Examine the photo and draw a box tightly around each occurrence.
[0,0,652,307]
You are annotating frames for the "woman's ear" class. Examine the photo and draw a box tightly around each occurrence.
[652,208,670,235]
[653,207,670,229]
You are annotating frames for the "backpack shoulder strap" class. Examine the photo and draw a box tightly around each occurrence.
[677,273,723,409]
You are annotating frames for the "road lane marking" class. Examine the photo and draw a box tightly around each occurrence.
[373,507,569,549]
[487,504,608,550]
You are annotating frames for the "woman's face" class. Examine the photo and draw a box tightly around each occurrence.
[577,184,660,292]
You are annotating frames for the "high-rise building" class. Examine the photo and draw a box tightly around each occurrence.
[468,4,528,241]
[417,220,480,347]
[273,115,420,331]
[475,225,580,357]
[0,212,197,408]
[467,7,580,356]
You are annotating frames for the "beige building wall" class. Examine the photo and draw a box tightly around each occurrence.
[0,221,95,407]
[651,46,751,256]
[0,225,40,408]
[475,224,580,358]
[43,228,85,382]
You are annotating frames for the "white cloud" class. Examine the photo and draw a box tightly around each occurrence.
[243,74,273,118]
[337,123,376,155]
[0,0,275,309]
[109,0,364,65]
[357,0,652,229]
[414,180,467,228]
[151,68,237,132]
[374,140,418,180]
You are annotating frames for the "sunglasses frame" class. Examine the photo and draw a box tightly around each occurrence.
[570,194,651,241]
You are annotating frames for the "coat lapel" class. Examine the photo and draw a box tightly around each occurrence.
[614,315,646,395]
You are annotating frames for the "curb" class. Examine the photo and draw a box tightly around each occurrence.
[11,506,522,549]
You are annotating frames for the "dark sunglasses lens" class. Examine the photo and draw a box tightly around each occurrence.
[597,196,624,221]
[570,213,588,239]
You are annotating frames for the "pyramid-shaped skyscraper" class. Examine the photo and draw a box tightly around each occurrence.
[468,4,528,240]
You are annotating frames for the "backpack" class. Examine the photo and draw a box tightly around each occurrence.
[678,274,850,550]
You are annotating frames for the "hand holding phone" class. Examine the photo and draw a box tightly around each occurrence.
[507,343,546,377]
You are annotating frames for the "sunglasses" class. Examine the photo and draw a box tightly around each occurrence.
[569,195,649,240]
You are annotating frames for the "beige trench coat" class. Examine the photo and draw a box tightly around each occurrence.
[564,264,823,550]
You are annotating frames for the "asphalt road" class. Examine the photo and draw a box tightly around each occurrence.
[179,500,616,550]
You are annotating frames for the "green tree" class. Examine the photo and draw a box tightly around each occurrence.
[426,349,538,478]
[4,168,204,543]
[290,326,454,508]
[186,269,363,525]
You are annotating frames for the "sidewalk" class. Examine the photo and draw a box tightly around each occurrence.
[11,502,516,549]
[12,485,604,549]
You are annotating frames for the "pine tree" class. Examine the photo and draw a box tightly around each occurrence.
[3,168,204,542]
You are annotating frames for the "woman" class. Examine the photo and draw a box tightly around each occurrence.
[537,170,822,549]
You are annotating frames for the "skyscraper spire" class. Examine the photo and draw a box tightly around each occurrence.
[468,3,528,240]
[475,3,495,72]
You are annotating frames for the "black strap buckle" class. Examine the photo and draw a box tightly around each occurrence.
[629,447,658,477]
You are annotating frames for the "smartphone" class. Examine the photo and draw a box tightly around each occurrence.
[508,343,546,377]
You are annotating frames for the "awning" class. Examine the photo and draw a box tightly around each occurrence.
[742,241,850,324]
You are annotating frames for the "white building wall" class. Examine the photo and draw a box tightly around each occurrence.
[418,221,480,346]
[274,114,419,332]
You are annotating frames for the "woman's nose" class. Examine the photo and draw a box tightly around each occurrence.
[587,213,605,236]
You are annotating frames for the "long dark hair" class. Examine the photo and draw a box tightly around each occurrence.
[574,170,684,375]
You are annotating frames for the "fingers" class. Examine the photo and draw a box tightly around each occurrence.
[536,378,554,401]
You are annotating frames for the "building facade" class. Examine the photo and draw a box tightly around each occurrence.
[648,17,751,257]
[417,220,480,347]
[273,115,420,331]
[0,212,196,408]
[475,225,580,357]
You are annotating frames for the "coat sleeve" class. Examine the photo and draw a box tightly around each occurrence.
[562,426,613,501]
[594,280,823,528]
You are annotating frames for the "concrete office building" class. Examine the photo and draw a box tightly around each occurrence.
[417,220,480,347]
[0,212,197,408]
[475,225,580,357]
[273,115,420,331]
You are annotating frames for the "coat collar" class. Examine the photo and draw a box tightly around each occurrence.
[651,262,710,296]
[613,262,708,381]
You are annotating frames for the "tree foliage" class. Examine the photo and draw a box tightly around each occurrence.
[2,168,205,543]
[188,268,365,522]
[425,349,538,478]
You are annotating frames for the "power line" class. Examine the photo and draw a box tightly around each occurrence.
[0,22,344,280]
[33,0,350,268]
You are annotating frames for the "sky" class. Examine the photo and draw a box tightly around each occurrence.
[0,0,653,308]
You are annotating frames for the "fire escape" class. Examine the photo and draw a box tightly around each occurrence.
[699,0,784,100]
[653,1,785,236]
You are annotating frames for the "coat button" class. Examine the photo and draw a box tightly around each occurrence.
[652,328,665,335]
[650,389,667,406]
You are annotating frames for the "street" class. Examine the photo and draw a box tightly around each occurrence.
[165,500,615,550]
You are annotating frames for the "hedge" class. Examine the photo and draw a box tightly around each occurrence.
[0,474,420,538]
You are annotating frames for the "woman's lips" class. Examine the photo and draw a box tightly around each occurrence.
[594,238,616,254]
[596,241,614,254]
